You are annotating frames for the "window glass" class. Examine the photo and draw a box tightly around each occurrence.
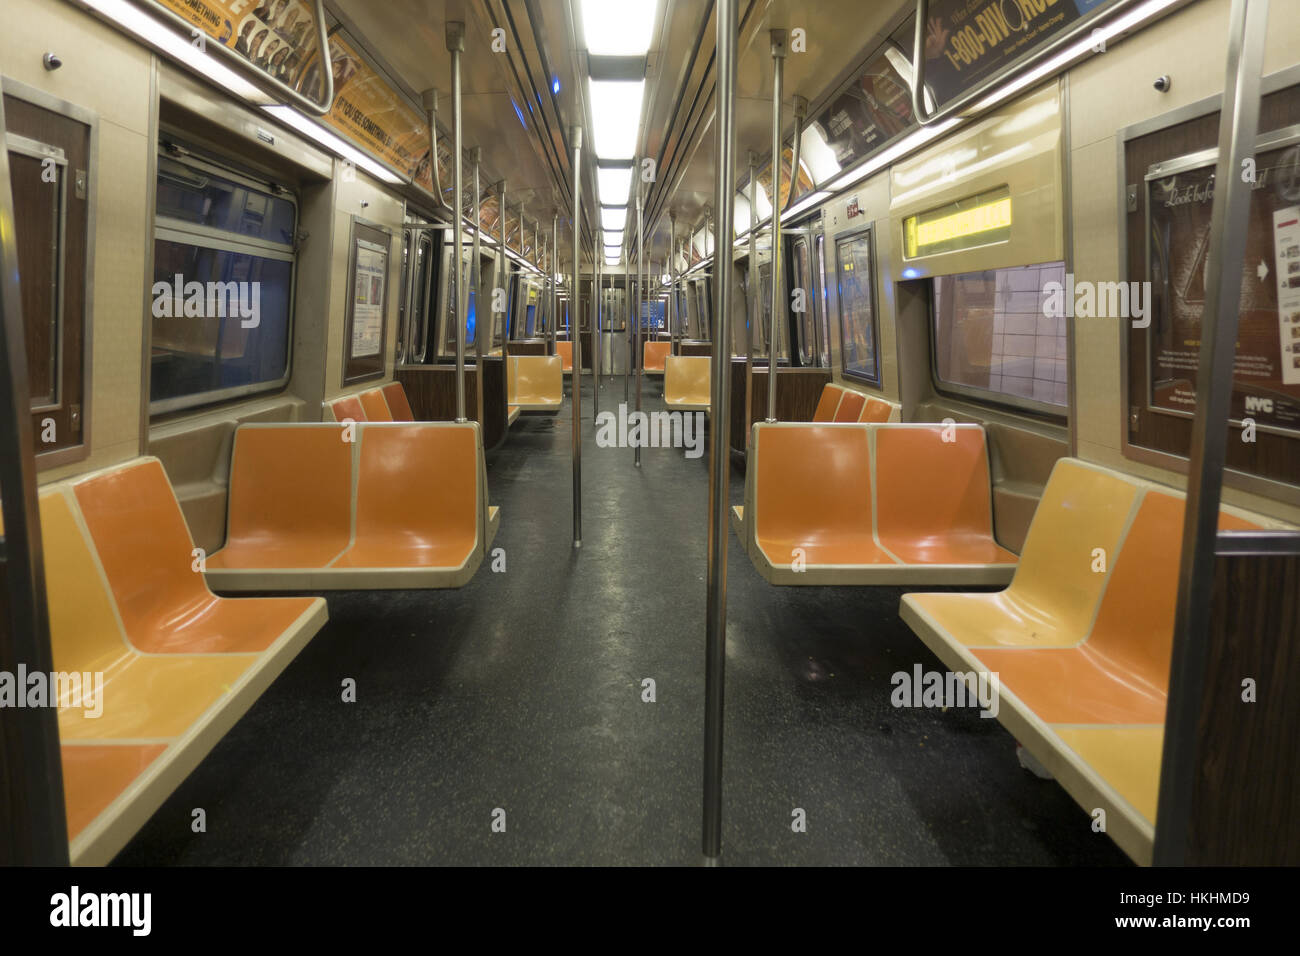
[932,261,1068,409]
[151,148,296,413]
[835,228,880,384]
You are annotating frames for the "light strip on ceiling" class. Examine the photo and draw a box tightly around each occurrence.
[589,79,645,159]
[80,0,268,103]
[596,165,634,204]
[580,0,657,56]
[263,105,403,184]
[600,207,628,230]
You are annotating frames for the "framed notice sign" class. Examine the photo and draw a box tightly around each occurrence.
[1122,82,1300,496]
[343,220,391,384]
[1145,135,1300,432]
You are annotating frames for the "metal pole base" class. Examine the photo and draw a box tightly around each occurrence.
[702,854,722,867]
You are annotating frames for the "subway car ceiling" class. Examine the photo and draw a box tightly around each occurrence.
[2,0,1300,874]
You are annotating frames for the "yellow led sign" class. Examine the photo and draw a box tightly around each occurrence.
[903,188,1012,259]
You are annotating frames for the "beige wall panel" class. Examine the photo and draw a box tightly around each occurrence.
[1,0,152,136]
[4,1,155,483]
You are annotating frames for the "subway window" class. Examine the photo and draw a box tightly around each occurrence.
[150,143,297,414]
[835,227,881,386]
[931,261,1068,411]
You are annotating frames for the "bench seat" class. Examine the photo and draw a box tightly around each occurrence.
[206,422,494,590]
[663,355,711,413]
[898,457,1269,864]
[38,459,326,865]
[735,422,1017,585]
[508,355,563,413]
[643,340,670,375]
[813,382,900,423]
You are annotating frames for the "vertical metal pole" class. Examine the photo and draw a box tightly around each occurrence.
[498,180,507,353]
[766,30,786,423]
[1154,0,1269,867]
[551,214,560,356]
[669,212,678,354]
[745,150,757,444]
[0,86,68,866]
[448,22,467,422]
[593,247,601,421]
[471,148,484,427]
[635,186,644,468]
[571,127,584,548]
[624,247,631,404]
[703,0,738,864]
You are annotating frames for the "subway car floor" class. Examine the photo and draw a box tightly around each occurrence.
[112,378,1128,866]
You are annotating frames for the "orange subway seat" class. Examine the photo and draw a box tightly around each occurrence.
[663,356,711,411]
[382,382,415,421]
[359,387,393,422]
[556,340,573,372]
[207,426,354,571]
[333,424,479,569]
[902,460,1141,649]
[61,744,168,844]
[753,425,893,566]
[833,390,866,422]
[973,492,1259,725]
[644,341,670,373]
[328,394,366,422]
[812,384,844,422]
[74,460,319,654]
[874,426,1016,566]
[860,397,894,423]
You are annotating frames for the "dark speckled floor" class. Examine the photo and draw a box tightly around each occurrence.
[114,377,1129,866]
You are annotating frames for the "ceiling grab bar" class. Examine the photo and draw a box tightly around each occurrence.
[124,0,335,115]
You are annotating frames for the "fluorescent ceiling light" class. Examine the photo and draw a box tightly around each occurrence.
[84,0,269,103]
[597,165,634,203]
[800,126,842,183]
[603,229,623,246]
[589,79,645,159]
[600,207,628,230]
[581,0,657,56]
[264,106,403,183]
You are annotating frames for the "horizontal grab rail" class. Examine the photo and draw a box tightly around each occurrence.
[125,0,336,116]
[1215,529,1300,557]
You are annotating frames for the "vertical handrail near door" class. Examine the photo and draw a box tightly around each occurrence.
[635,187,644,468]
[0,85,69,865]
[570,127,583,549]
[471,148,485,430]
[766,30,786,423]
[1154,0,1270,866]
[702,0,738,865]
[448,22,467,422]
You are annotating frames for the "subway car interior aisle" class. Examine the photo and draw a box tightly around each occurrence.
[1,0,1299,887]
[111,376,1125,865]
